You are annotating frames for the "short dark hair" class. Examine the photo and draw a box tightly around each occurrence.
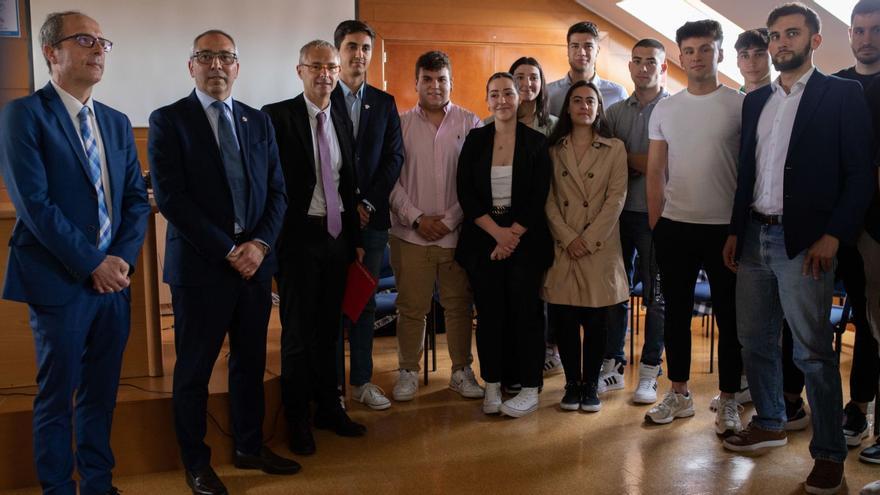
[675,19,723,46]
[567,21,599,43]
[192,29,236,54]
[333,20,376,49]
[634,38,666,53]
[853,0,880,23]
[39,11,82,71]
[767,2,821,35]
[547,80,613,147]
[415,50,451,80]
[735,28,769,52]
[509,56,551,128]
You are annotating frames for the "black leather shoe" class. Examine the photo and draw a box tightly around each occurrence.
[314,410,367,437]
[288,419,316,455]
[234,446,301,475]
[185,467,228,495]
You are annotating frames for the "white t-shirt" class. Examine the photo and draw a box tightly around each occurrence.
[648,85,743,224]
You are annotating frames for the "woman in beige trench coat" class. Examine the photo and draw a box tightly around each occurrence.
[542,80,629,413]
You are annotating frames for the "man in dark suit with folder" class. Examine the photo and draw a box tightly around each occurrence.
[149,29,296,495]
[262,39,365,458]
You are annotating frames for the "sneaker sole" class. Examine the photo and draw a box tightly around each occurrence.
[846,428,869,447]
[581,404,601,412]
[449,384,484,399]
[633,393,657,404]
[803,479,844,495]
[722,438,787,452]
[358,400,391,411]
[645,407,695,424]
[500,403,538,417]
[560,402,580,411]
[859,452,880,464]
[784,415,810,431]
[483,404,502,415]
[392,391,416,402]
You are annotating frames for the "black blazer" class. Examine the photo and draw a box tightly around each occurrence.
[455,122,553,273]
[730,70,875,259]
[261,94,360,260]
[330,84,404,229]
[148,91,287,286]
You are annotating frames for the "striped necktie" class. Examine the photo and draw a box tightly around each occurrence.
[77,106,111,251]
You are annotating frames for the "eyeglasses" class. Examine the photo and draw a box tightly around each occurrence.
[298,63,341,74]
[191,51,238,66]
[54,33,113,53]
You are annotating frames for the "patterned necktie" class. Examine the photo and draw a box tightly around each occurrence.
[211,101,248,233]
[77,106,111,251]
[316,111,342,238]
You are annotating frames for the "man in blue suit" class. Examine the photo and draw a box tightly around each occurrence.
[148,29,295,495]
[330,20,404,411]
[720,4,874,493]
[0,11,149,495]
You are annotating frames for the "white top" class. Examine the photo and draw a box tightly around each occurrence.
[304,96,344,217]
[51,79,112,220]
[648,85,743,224]
[490,166,513,207]
[753,68,814,215]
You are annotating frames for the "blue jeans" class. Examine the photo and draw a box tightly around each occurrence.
[737,219,845,462]
[604,211,665,366]
[337,228,388,387]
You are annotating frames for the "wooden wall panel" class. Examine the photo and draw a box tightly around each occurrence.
[0,0,32,200]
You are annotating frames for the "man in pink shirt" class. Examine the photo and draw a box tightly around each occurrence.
[389,51,484,401]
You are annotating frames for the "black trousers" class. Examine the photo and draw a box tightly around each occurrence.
[467,256,544,388]
[550,304,609,386]
[653,218,742,393]
[277,224,349,423]
[171,275,272,471]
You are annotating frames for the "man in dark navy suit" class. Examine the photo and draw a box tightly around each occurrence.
[148,29,296,495]
[0,11,149,495]
[720,4,874,493]
[330,20,404,411]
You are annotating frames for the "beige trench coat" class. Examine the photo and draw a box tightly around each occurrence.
[541,134,629,308]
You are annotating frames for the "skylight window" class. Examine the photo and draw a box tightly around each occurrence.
[814,0,858,25]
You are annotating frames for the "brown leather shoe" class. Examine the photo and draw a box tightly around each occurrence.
[722,423,787,452]
[805,459,844,494]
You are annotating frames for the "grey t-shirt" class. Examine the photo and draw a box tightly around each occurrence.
[546,72,628,117]
[605,89,670,213]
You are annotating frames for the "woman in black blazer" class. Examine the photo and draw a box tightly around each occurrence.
[455,72,553,418]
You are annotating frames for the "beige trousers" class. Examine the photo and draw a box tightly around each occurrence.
[389,235,474,372]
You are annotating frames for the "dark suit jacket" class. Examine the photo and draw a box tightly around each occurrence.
[455,122,554,273]
[148,91,287,286]
[330,84,404,230]
[261,94,360,260]
[730,70,875,259]
[0,82,150,305]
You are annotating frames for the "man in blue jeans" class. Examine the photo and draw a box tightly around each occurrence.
[331,20,404,410]
[599,38,669,404]
[721,4,874,493]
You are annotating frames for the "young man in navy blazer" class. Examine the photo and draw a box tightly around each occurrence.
[330,20,404,411]
[148,29,296,495]
[0,11,149,495]
[721,4,874,493]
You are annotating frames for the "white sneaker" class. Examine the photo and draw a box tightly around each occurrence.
[861,480,880,495]
[392,369,419,401]
[500,387,540,418]
[543,347,563,377]
[633,363,661,404]
[597,358,624,394]
[352,382,391,410]
[449,367,484,399]
[715,396,744,437]
[710,375,751,411]
[645,390,695,424]
[483,382,502,414]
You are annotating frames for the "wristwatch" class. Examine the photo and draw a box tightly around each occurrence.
[412,215,422,230]
[362,200,376,214]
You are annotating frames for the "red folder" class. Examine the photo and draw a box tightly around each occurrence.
[342,261,379,322]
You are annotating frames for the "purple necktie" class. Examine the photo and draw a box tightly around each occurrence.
[316,111,342,238]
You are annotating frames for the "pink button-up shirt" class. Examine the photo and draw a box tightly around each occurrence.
[390,102,482,248]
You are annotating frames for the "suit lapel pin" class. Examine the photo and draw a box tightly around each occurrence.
[241,116,248,123]
[364,104,370,110]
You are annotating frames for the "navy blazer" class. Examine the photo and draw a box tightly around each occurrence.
[261,94,361,260]
[455,122,554,274]
[148,91,287,286]
[730,70,875,258]
[0,82,150,305]
[330,84,404,229]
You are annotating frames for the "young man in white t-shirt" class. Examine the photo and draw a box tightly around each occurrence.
[644,19,746,437]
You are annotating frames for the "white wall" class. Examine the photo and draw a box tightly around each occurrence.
[31,0,355,126]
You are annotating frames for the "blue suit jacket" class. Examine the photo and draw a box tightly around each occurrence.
[730,70,875,258]
[330,84,404,229]
[148,91,287,286]
[0,83,150,306]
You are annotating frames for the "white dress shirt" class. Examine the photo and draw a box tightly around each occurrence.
[51,79,112,220]
[305,97,344,216]
[194,88,239,148]
[753,67,815,215]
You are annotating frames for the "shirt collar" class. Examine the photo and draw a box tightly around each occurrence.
[195,87,234,114]
[771,67,815,95]
[416,100,451,118]
[568,71,602,87]
[51,79,95,118]
[304,95,332,119]
[626,88,669,107]
[340,81,365,100]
